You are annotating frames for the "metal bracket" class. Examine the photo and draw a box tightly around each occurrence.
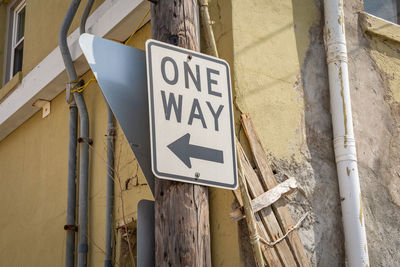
[64,224,78,232]
[66,80,84,103]
[78,137,93,145]
[32,99,51,118]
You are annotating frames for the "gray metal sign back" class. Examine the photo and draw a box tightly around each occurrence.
[79,33,154,194]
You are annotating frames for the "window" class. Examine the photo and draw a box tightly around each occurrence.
[364,0,400,24]
[3,0,25,85]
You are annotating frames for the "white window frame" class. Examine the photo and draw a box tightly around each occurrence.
[2,0,26,86]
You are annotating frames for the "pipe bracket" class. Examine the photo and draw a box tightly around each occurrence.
[107,129,116,136]
[78,137,93,145]
[64,224,78,232]
[66,80,84,104]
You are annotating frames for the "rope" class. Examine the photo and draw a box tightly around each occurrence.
[249,233,260,245]
[71,78,97,93]
[259,211,309,247]
[68,78,97,104]
[124,8,150,45]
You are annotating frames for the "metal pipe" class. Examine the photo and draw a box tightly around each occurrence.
[323,0,369,266]
[104,106,115,267]
[80,0,94,35]
[75,77,90,267]
[65,102,78,267]
[59,0,80,82]
[80,2,117,265]
[59,1,81,266]
[60,1,91,266]
[199,0,218,57]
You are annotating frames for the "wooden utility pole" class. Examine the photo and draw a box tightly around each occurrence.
[150,1,212,266]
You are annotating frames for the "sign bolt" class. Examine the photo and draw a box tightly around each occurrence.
[195,172,200,179]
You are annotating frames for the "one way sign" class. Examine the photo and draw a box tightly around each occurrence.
[146,40,237,189]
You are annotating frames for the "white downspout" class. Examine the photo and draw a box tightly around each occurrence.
[323,0,369,266]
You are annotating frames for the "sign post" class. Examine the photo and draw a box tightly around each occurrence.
[146,40,237,189]
[150,1,212,266]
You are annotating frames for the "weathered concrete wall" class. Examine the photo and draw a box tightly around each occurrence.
[230,0,342,265]
[292,1,345,263]
[229,0,400,266]
[344,0,400,265]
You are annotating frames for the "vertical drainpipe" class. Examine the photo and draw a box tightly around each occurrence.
[80,2,115,265]
[323,0,369,266]
[78,1,95,266]
[80,0,94,35]
[199,0,218,58]
[59,0,91,266]
[65,100,78,267]
[60,1,81,266]
[104,106,115,267]
[79,1,117,265]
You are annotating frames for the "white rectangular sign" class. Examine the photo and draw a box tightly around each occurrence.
[146,39,237,189]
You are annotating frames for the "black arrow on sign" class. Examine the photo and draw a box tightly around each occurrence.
[167,133,224,168]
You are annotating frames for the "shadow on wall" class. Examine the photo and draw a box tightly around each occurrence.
[290,0,345,265]
[236,22,293,55]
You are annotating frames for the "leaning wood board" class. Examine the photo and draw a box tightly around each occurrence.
[233,181,281,266]
[237,141,297,266]
[241,114,311,267]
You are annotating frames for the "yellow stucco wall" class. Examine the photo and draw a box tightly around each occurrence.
[22,0,104,76]
[232,0,318,161]
[0,1,243,265]
[0,0,103,87]
[0,77,69,265]
[205,1,242,266]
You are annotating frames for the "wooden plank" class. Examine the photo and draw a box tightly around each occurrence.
[233,188,243,206]
[230,207,244,222]
[238,157,265,267]
[252,177,297,213]
[237,142,298,267]
[151,1,211,266]
[233,170,281,266]
[231,177,298,221]
[241,114,311,267]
